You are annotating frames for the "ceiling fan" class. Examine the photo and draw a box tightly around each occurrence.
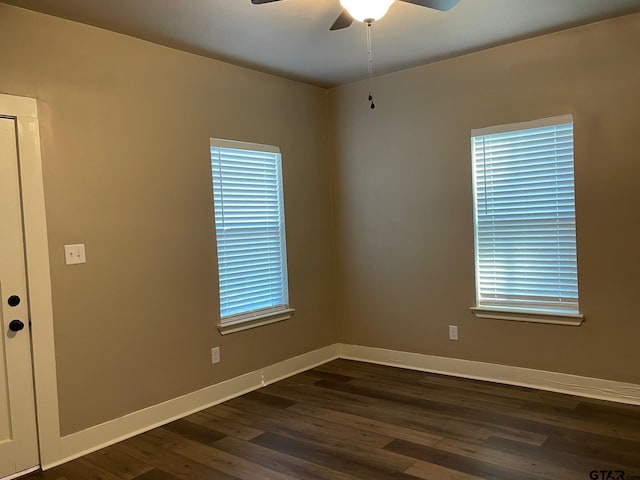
[250,0,460,31]
[252,0,460,109]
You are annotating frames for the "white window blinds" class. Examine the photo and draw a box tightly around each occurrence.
[210,139,289,322]
[471,115,579,314]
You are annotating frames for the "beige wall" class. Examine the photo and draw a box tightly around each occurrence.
[0,4,337,435]
[2,2,639,438]
[330,14,640,384]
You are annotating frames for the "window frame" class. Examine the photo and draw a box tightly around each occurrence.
[210,138,294,335]
[469,115,584,326]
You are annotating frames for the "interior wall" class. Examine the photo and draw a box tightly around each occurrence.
[0,4,336,435]
[330,13,640,384]
[2,1,638,440]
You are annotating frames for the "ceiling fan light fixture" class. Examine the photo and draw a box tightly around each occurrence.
[339,0,396,23]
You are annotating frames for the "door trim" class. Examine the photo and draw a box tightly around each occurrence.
[0,94,60,469]
[3,466,40,480]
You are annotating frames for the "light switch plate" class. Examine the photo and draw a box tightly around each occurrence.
[64,244,86,265]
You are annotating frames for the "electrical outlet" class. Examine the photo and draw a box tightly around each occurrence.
[211,347,220,364]
[448,325,459,341]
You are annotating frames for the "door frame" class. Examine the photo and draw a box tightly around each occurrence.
[0,93,60,472]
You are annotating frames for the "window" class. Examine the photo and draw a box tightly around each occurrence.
[470,115,583,325]
[210,139,293,334]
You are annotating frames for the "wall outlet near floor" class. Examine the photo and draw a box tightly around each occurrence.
[211,347,220,364]
[448,325,459,341]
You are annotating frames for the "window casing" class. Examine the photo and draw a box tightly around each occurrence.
[210,139,293,334]
[470,115,583,325]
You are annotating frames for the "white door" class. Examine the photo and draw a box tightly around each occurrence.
[0,116,40,478]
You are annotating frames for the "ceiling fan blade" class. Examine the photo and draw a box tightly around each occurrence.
[251,0,283,4]
[399,0,460,11]
[330,10,354,31]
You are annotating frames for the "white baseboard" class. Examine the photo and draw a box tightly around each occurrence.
[41,342,640,470]
[339,344,640,406]
[42,344,339,470]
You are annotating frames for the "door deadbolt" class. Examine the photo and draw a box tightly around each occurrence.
[7,295,20,307]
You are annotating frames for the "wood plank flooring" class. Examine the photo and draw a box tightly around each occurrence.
[25,359,640,480]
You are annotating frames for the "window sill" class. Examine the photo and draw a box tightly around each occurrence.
[470,307,584,326]
[218,308,295,335]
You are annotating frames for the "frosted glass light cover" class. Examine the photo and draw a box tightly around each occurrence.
[340,0,396,22]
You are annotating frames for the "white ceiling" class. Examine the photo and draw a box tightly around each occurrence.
[3,0,640,87]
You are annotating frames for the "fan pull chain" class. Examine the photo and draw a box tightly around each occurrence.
[366,20,375,110]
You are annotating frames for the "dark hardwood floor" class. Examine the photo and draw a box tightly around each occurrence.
[27,359,640,480]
